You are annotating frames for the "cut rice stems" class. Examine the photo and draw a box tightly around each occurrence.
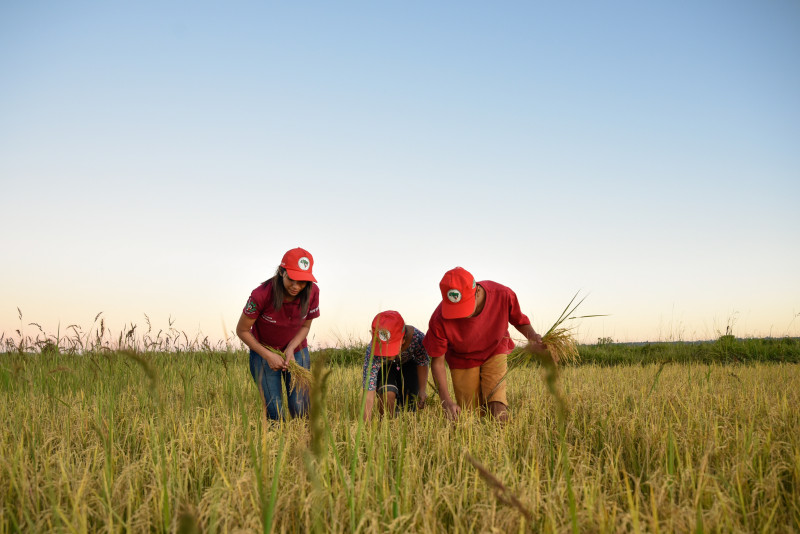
[260,343,313,394]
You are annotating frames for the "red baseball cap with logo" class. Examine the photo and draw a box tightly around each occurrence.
[439,267,477,319]
[280,247,317,282]
[370,310,405,357]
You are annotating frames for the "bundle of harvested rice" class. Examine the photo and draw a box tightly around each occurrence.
[529,291,601,364]
[260,343,313,394]
[490,292,604,398]
[537,321,580,366]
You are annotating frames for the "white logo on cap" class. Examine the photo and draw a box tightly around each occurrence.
[297,257,310,271]
[447,289,462,303]
[378,329,391,342]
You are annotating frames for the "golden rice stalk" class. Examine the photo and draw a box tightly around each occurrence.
[466,451,534,522]
[260,343,313,394]
[535,290,605,365]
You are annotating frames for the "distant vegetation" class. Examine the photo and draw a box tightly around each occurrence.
[3,310,798,365]
[327,336,800,367]
[576,335,800,365]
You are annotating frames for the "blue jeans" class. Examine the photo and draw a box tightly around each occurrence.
[249,347,310,420]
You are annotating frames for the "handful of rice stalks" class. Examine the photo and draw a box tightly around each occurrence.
[260,343,313,394]
[526,291,603,365]
[492,292,604,399]
[534,327,579,366]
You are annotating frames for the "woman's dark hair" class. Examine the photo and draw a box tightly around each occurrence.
[263,266,312,316]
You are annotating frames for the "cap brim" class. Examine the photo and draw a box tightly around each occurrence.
[373,336,403,358]
[285,269,317,282]
[374,338,403,357]
[441,293,476,319]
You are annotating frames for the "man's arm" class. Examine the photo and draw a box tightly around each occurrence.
[430,356,460,420]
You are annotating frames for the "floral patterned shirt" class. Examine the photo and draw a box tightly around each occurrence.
[362,326,429,391]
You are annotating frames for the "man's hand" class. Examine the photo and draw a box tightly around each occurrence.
[517,324,548,356]
[441,399,460,420]
[526,332,548,355]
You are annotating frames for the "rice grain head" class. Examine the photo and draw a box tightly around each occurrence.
[540,327,580,365]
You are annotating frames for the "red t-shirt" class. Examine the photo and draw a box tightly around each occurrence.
[422,280,530,369]
[243,280,320,351]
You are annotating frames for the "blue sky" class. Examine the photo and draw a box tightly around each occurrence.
[1,1,798,347]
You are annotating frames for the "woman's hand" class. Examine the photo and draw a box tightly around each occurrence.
[417,390,428,410]
[363,390,376,422]
[264,349,288,371]
[282,320,312,369]
[284,342,298,363]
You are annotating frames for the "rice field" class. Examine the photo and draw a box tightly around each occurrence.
[1,348,798,533]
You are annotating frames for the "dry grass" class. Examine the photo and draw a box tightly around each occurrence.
[1,351,798,532]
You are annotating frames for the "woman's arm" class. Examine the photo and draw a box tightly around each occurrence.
[416,364,429,409]
[361,347,381,419]
[283,319,313,358]
[236,313,287,370]
[363,390,377,421]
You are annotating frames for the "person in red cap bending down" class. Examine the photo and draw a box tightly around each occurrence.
[362,311,430,421]
[236,247,320,420]
[423,267,548,422]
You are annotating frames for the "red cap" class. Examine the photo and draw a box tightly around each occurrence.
[280,247,317,282]
[439,267,477,319]
[370,311,405,357]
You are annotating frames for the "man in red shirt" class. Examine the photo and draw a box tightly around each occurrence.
[423,267,548,421]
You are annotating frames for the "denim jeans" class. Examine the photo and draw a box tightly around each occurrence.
[249,347,310,420]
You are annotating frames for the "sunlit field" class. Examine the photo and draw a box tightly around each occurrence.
[1,343,798,532]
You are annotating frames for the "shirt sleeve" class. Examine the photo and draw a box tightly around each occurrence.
[361,346,381,391]
[410,329,430,366]
[306,285,321,320]
[244,286,267,318]
[244,283,272,318]
[506,287,531,327]
[243,296,258,318]
[422,311,448,358]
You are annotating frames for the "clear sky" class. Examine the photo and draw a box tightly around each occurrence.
[2,1,798,348]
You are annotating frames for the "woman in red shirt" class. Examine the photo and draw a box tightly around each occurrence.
[236,247,320,420]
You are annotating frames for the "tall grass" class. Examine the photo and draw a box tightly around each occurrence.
[3,310,239,355]
[1,347,798,532]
